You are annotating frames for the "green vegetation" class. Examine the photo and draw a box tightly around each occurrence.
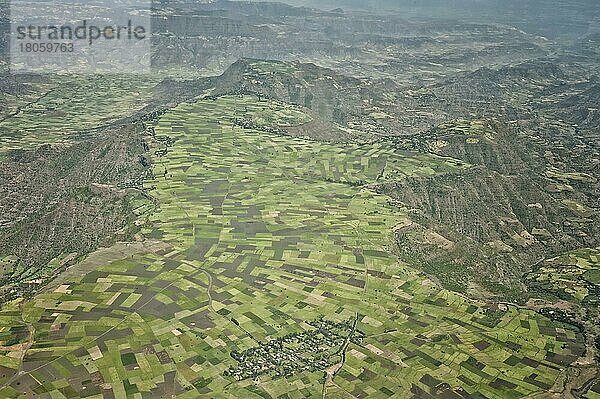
[236,99,313,127]
[244,60,297,76]
[0,96,584,398]
[436,119,495,139]
[0,74,159,155]
[528,247,600,304]
[226,318,364,380]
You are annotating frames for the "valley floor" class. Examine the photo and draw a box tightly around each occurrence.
[0,96,590,399]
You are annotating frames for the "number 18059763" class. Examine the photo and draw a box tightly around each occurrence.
[19,42,74,52]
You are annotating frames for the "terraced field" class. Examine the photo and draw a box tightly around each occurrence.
[0,75,159,154]
[528,247,600,305]
[0,96,586,398]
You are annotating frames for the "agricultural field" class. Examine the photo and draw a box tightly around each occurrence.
[235,99,313,128]
[434,119,495,138]
[0,96,585,398]
[0,74,160,155]
[527,247,600,305]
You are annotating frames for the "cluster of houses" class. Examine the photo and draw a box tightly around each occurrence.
[224,318,364,381]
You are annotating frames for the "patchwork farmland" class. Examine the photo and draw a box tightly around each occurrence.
[0,96,587,398]
[0,75,160,156]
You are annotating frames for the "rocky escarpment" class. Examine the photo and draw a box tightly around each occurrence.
[0,74,49,121]
[0,125,153,304]
[211,58,369,124]
[543,82,600,136]
[208,56,596,138]
[382,168,597,295]
[379,119,599,299]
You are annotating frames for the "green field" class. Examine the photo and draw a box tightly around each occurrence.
[528,247,600,303]
[0,75,159,155]
[0,96,584,398]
